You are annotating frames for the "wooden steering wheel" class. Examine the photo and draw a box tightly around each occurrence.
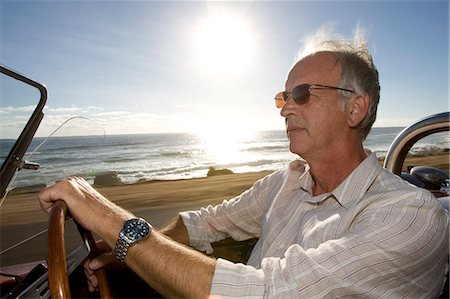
[47,200,112,298]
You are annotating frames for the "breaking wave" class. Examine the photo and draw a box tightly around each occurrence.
[5,129,448,188]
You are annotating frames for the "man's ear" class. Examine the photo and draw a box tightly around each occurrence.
[347,94,370,128]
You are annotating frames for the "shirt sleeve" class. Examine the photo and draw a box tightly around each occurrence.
[210,189,449,298]
[179,171,285,254]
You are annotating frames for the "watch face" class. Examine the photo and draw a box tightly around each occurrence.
[123,218,151,241]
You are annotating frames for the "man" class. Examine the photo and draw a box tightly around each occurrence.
[39,36,448,298]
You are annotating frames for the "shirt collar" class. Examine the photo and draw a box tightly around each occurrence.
[293,153,382,208]
[331,153,382,208]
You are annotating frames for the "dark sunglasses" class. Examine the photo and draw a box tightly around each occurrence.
[275,84,355,108]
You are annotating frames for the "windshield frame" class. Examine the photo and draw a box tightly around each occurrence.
[0,65,47,199]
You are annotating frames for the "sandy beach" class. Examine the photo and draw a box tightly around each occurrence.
[0,171,273,227]
[0,153,448,266]
[2,152,448,225]
[0,171,273,266]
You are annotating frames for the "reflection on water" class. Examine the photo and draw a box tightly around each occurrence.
[1,127,448,190]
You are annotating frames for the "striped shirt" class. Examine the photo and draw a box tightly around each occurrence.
[180,153,449,298]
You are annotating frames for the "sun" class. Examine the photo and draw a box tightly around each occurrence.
[193,13,254,75]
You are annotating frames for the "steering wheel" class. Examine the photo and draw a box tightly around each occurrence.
[47,200,112,298]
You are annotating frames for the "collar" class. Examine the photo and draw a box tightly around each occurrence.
[293,153,382,208]
[331,153,382,208]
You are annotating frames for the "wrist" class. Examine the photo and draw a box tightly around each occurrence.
[96,210,134,248]
[112,217,152,262]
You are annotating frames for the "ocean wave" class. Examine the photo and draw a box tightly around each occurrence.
[113,160,279,183]
[373,144,448,159]
[29,156,71,163]
[119,166,180,176]
[7,129,448,188]
[409,146,449,157]
[28,140,108,152]
[103,156,138,163]
[160,151,193,158]
[210,159,279,170]
[246,145,287,152]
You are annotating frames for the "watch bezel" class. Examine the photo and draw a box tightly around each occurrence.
[113,217,152,262]
[122,217,151,242]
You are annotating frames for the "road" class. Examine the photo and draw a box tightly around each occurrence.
[0,200,213,267]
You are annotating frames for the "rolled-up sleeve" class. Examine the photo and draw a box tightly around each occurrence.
[179,171,285,254]
[210,190,449,298]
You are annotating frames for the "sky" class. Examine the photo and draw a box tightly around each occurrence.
[1,0,449,138]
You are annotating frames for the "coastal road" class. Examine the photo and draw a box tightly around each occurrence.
[0,199,218,267]
[0,171,272,268]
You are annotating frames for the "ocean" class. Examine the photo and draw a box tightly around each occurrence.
[2,127,449,188]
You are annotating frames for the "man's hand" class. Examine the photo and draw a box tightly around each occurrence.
[38,177,132,246]
[38,177,216,298]
[83,240,117,292]
[39,177,135,292]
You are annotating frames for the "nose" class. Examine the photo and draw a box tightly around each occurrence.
[280,96,297,118]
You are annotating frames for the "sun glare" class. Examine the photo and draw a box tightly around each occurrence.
[194,14,254,75]
[194,119,257,165]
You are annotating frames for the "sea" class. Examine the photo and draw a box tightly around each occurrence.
[2,127,449,189]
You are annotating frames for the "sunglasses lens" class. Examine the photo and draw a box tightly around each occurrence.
[274,84,310,108]
[292,84,310,104]
[275,92,286,108]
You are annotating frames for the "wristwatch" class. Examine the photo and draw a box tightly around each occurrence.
[112,218,152,262]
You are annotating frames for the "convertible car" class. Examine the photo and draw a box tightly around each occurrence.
[0,65,448,298]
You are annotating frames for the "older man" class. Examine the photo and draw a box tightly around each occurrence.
[39,37,448,298]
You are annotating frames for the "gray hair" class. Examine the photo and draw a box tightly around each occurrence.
[296,24,380,141]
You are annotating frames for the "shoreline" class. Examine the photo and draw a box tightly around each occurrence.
[1,153,448,227]
[1,171,273,227]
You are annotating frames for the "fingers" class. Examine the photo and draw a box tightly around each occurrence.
[38,184,51,213]
[83,241,116,293]
[39,176,133,246]
[83,259,99,292]
[38,178,78,213]
[38,177,100,230]
[89,251,116,270]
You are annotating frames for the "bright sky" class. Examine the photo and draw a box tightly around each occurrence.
[1,0,448,138]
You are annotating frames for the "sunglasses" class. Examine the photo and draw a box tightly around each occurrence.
[275,84,355,108]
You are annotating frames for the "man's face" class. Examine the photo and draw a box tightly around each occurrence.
[280,52,350,159]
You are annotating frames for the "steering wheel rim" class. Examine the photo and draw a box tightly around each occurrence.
[48,200,112,298]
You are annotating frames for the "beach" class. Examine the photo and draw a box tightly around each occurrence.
[2,152,449,226]
[0,153,448,266]
[0,170,273,266]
